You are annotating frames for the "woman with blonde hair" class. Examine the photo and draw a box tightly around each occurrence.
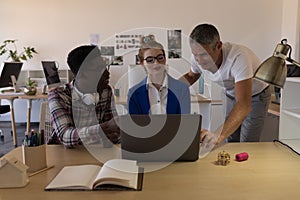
[127,34,190,114]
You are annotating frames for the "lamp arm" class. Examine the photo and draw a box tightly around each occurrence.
[286,57,300,68]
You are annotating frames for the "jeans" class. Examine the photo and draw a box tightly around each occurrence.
[226,87,271,142]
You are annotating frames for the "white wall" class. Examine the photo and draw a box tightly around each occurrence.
[0,0,284,68]
[0,0,287,96]
[281,0,300,60]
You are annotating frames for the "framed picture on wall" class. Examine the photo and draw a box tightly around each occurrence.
[100,46,115,66]
[111,56,123,65]
[115,34,143,56]
[135,55,141,65]
[101,46,114,56]
[167,30,182,59]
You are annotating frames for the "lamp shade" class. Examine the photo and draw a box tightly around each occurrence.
[254,40,291,88]
[254,39,300,88]
[254,56,287,88]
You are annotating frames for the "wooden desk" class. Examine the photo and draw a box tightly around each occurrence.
[0,90,47,146]
[1,142,300,199]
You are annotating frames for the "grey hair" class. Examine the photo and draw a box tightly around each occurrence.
[189,24,220,49]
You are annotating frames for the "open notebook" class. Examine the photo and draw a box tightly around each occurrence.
[45,159,144,191]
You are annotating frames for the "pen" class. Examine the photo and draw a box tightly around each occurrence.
[38,132,41,146]
[29,165,54,177]
[30,129,38,146]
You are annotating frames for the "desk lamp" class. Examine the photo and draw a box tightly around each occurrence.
[254,39,300,88]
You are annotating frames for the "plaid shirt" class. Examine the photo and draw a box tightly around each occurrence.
[48,82,115,148]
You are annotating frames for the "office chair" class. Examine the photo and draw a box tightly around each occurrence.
[0,105,11,138]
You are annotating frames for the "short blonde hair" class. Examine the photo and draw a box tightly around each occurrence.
[138,34,165,63]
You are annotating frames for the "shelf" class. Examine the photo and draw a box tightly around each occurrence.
[279,139,300,154]
[286,77,300,83]
[279,78,300,140]
[17,69,73,87]
[30,78,46,80]
[281,109,300,119]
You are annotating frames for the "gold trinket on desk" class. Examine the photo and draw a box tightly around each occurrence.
[216,151,230,166]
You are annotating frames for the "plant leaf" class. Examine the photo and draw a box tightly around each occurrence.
[9,50,20,62]
[20,55,27,61]
[1,39,36,61]
[0,49,7,56]
[4,39,16,44]
[0,44,6,51]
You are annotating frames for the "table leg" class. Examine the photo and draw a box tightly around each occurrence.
[26,99,32,134]
[8,99,18,147]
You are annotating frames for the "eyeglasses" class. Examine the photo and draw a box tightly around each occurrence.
[144,54,165,64]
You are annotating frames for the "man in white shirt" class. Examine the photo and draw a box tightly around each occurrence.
[180,23,271,145]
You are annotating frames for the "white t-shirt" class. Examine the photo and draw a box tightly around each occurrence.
[191,42,268,97]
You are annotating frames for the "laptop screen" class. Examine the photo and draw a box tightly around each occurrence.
[0,62,23,88]
[120,114,201,162]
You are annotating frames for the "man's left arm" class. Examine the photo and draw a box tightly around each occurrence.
[215,78,252,144]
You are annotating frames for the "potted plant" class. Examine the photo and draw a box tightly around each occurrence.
[24,77,37,95]
[0,39,37,62]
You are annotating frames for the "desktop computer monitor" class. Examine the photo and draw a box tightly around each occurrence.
[41,61,61,86]
[0,62,23,88]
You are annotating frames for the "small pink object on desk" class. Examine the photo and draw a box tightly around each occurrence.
[235,152,249,162]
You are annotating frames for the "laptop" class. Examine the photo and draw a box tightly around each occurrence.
[120,114,201,162]
[0,62,23,88]
[41,61,61,86]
